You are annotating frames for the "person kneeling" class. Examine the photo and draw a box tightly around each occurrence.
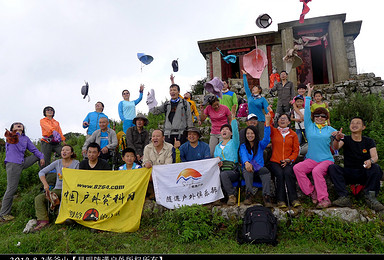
[328,117,384,211]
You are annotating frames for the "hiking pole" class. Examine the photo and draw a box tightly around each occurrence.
[281,165,294,227]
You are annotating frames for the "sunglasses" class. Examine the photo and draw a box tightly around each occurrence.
[314,114,327,119]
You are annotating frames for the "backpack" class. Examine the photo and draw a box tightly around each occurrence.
[237,103,248,117]
[237,205,278,245]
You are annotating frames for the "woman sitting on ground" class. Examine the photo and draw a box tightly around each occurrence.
[239,113,273,207]
[33,145,79,232]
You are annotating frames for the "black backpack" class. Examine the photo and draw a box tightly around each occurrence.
[237,205,278,245]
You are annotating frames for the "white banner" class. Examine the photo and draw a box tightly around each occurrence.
[152,158,224,209]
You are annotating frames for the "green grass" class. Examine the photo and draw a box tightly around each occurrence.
[1,192,384,254]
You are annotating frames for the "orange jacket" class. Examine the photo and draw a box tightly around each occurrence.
[40,117,65,143]
[270,125,299,163]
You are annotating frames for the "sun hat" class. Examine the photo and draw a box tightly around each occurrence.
[204,77,223,98]
[81,81,90,101]
[186,127,201,137]
[133,113,149,126]
[243,36,268,79]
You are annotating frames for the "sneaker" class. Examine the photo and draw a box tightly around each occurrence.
[292,200,301,208]
[243,192,253,205]
[317,198,331,209]
[332,196,352,207]
[227,195,237,206]
[0,215,15,222]
[365,191,384,211]
[263,195,274,208]
[32,220,49,232]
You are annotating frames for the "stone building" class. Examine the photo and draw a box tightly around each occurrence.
[197,13,362,89]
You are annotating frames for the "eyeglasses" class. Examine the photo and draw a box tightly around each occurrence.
[314,114,327,119]
[123,92,130,95]
[45,108,54,111]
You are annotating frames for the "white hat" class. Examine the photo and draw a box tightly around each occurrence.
[247,113,258,121]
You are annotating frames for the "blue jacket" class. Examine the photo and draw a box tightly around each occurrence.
[214,119,240,163]
[239,126,271,168]
[243,74,269,122]
[83,111,109,135]
[304,96,336,162]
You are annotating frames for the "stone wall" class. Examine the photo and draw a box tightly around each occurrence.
[195,72,384,108]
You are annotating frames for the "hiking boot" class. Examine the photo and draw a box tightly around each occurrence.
[227,195,237,206]
[263,195,274,208]
[0,215,15,222]
[32,220,49,232]
[243,192,253,205]
[277,201,287,209]
[317,198,331,209]
[292,200,301,208]
[212,200,222,206]
[332,196,352,207]
[365,191,384,211]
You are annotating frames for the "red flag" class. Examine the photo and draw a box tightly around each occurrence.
[299,0,311,24]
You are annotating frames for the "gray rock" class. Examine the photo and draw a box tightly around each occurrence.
[309,207,367,222]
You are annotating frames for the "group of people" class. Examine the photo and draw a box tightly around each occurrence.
[1,71,383,232]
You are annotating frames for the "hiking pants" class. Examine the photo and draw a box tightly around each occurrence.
[268,162,298,203]
[293,158,333,202]
[220,169,240,196]
[328,164,383,197]
[0,155,39,216]
[243,167,271,196]
[34,189,62,221]
[41,141,62,168]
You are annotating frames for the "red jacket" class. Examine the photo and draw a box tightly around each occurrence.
[270,125,299,164]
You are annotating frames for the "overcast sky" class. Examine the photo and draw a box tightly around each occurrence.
[1,0,383,140]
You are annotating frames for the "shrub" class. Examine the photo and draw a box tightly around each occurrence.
[158,204,226,242]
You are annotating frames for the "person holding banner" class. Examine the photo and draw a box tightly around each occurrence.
[214,105,239,206]
[143,129,173,199]
[33,145,79,232]
[239,113,272,207]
